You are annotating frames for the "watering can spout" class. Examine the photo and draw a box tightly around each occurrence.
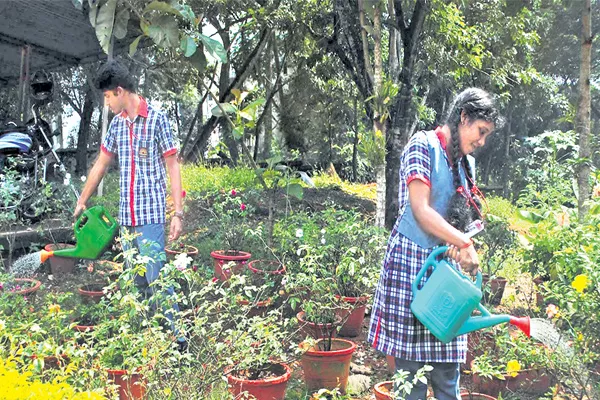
[509,316,531,337]
[40,250,53,263]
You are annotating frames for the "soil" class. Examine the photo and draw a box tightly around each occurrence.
[231,362,288,381]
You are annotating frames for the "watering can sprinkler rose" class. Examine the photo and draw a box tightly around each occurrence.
[411,246,530,343]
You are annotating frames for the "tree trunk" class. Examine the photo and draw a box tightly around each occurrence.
[375,164,386,227]
[577,0,592,221]
[352,95,359,181]
[75,83,94,175]
[501,108,513,198]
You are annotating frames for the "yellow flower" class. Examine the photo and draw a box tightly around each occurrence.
[142,348,148,358]
[578,333,584,341]
[506,360,521,377]
[572,274,589,293]
[48,304,61,314]
[163,388,172,396]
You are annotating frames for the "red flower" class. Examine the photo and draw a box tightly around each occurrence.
[240,203,246,211]
[192,265,198,272]
[182,190,187,198]
[231,189,237,196]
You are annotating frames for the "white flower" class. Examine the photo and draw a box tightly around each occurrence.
[358,256,365,264]
[295,228,304,238]
[31,324,41,333]
[63,178,70,185]
[65,173,71,180]
[174,252,192,271]
[321,229,326,234]
[321,238,326,245]
[81,176,87,182]
[0,319,5,331]
[296,248,302,256]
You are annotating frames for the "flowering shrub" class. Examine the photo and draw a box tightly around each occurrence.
[211,189,252,254]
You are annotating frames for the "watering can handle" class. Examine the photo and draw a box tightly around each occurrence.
[74,210,87,235]
[412,245,483,295]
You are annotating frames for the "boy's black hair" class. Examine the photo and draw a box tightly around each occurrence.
[444,88,503,232]
[94,60,137,93]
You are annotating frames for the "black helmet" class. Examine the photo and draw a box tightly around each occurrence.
[30,70,53,104]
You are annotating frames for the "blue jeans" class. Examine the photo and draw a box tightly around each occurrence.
[121,224,182,340]
[394,358,460,400]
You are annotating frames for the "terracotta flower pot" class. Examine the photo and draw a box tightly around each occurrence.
[297,311,341,340]
[472,368,552,397]
[45,243,77,275]
[374,381,394,400]
[248,259,286,275]
[300,338,357,394]
[335,295,369,337]
[78,283,107,304]
[210,250,251,281]
[165,245,199,260]
[481,274,507,306]
[106,369,147,400]
[463,331,495,371]
[237,297,273,318]
[3,278,42,296]
[460,392,497,400]
[226,362,292,400]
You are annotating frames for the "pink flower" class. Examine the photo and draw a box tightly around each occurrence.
[182,190,187,198]
[231,189,237,196]
[546,304,559,319]
[192,265,198,272]
[240,203,246,211]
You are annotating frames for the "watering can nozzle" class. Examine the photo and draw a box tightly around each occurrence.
[40,250,54,263]
[509,316,531,337]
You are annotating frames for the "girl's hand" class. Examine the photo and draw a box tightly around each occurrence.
[445,243,479,276]
[459,244,479,275]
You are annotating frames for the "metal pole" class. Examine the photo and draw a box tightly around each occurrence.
[18,45,31,123]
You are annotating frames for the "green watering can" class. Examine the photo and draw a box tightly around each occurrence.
[411,246,530,344]
[40,206,119,262]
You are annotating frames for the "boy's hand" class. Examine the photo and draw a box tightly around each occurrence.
[169,216,183,241]
[74,203,86,219]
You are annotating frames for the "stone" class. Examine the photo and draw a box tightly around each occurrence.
[350,362,373,375]
[346,374,371,394]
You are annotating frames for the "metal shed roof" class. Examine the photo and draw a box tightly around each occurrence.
[0,0,133,85]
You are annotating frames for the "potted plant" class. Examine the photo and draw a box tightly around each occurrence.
[223,276,295,400]
[165,234,199,260]
[210,189,253,280]
[477,214,517,305]
[470,331,554,397]
[373,365,433,399]
[78,282,108,304]
[0,276,42,296]
[237,260,285,317]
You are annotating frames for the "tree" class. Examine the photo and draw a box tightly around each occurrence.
[576,0,592,221]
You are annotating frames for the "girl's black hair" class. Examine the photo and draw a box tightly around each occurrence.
[445,88,501,232]
[94,60,137,93]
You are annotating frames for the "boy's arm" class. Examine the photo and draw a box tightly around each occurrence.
[74,151,114,218]
[165,154,183,241]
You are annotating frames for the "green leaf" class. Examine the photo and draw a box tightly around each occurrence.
[95,0,117,54]
[176,4,196,24]
[199,34,227,63]
[589,204,600,215]
[241,98,265,115]
[180,36,197,57]
[188,49,206,72]
[143,1,181,16]
[113,8,130,40]
[286,183,303,200]
[129,35,143,57]
[210,103,237,117]
[232,126,244,139]
[238,111,253,121]
[88,0,98,27]
[147,15,179,49]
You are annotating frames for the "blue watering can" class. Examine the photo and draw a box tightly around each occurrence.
[411,246,530,344]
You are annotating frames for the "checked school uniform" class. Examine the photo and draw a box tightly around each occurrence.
[100,96,177,227]
[368,127,474,364]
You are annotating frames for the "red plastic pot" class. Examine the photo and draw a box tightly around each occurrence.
[482,275,507,305]
[297,311,341,340]
[226,362,292,400]
[106,369,147,400]
[4,278,42,296]
[460,393,497,400]
[335,295,369,337]
[210,250,251,281]
[45,243,77,274]
[300,338,357,394]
